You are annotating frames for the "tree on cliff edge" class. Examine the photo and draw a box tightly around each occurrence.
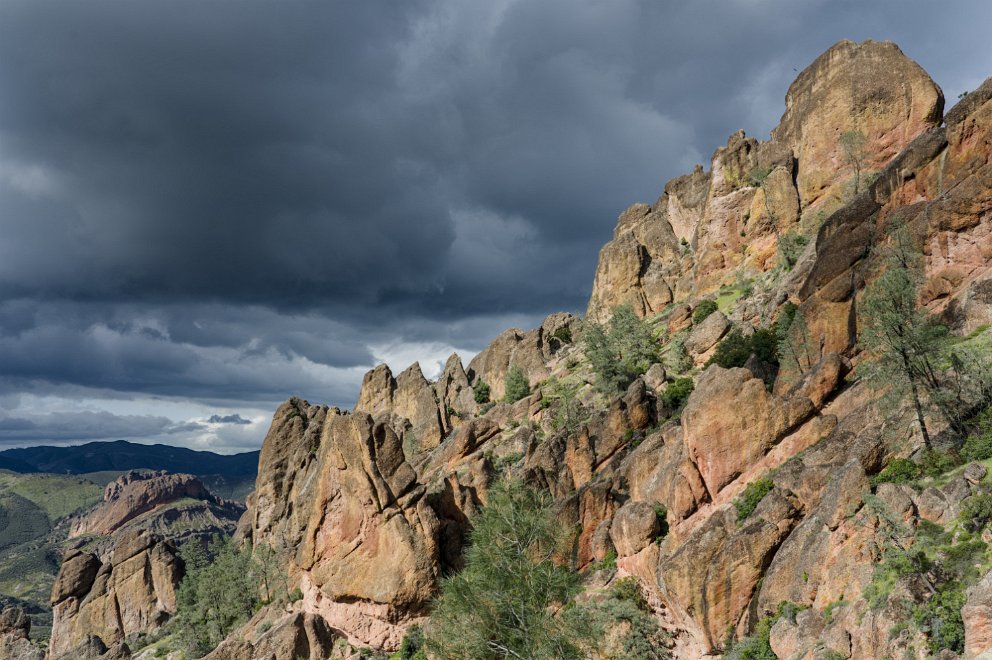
[858,224,946,449]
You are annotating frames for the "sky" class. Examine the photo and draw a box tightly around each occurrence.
[1,0,990,454]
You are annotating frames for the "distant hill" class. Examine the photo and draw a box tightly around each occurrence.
[0,440,259,478]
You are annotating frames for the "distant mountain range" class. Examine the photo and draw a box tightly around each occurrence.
[0,440,259,478]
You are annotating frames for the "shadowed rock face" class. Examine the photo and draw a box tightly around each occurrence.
[45,40,992,659]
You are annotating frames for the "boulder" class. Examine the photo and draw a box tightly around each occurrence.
[203,612,337,660]
[609,501,661,557]
[684,311,729,357]
[0,607,42,660]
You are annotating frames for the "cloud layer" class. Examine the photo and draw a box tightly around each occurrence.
[1,0,990,450]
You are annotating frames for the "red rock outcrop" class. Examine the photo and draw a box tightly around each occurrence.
[69,470,243,540]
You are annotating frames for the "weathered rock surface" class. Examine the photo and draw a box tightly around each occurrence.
[682,366,815,496]
[203,611,338,660]
[0,607,43,660]
[49,530,181,657]
[243,408,442,649]
[773,39,943,209]
[70,470,244,541]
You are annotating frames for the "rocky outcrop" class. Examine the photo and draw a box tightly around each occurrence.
[70,470,244,541]
[202,611,338,660]
[772,39,944,210]
[682,366,816,496]
[243,408,441,649]
[169,39,992,660]
[587,40,945,320]
[0,607,43,660]
[49,531,182,657]
[355,363,445,454]
[467,313,580,400]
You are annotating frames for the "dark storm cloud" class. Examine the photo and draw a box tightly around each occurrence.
[0,410,200,443]
[1,0,991,445]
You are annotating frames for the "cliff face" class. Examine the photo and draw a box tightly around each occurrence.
[45,471,244,658]
[45,39,992,659]
[586,39,945,322]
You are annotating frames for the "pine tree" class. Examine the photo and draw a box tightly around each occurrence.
[858,227,947,448]
[583,305,659,393]
[175,536,261,656]
[503,366,530,403]
[425,481,581,659]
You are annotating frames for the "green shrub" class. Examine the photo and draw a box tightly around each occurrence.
[870,458,921,487]
[552,326,573,344]
[748,166,773,187]
[473,380,491,404]
[503,366,530,403]
[543,377,585,433]
[725,610,777,659]
[777,231,808,270]
[659,377,694,414]
[583,305,660,393]
[424,481,581,659]
[913,583,966,654]
[960,493,992,533]
[611,576,649,610]
[653,504,669,538]
[288,587,303,603]
[962,428,992,462]
[707,327,778,371]
[667,331,692,374]
[692,299,719,324]
[735,478,774,522]
[398,624,425,659]
[592,549,618,572]
[568,590,668,659]
[921,449,961,477]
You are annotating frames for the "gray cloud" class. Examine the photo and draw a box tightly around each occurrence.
[207,414,251,425]
[1,0,990,448]
[0,410,200,443]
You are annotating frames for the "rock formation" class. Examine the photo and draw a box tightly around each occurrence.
[44,39,992,659]
[0,607,43,660]
[70,470,244,542]
[49,531,181,657]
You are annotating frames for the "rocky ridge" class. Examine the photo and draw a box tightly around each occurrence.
[41,39,992,659]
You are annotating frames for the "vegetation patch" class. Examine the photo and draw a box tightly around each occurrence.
[659,377,694,415]
[692,299,719,324]
[583,305,660,393]
[735,478,774,522]
[503,366,530,403]
[472,379,491,404]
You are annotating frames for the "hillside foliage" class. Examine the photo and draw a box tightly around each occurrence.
[583,305,660,393]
